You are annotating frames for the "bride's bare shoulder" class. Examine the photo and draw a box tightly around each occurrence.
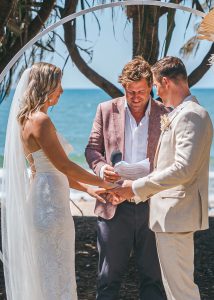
[29,112,55,133]
[29,111,50,124]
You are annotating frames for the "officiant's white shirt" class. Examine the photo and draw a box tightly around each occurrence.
[124,98,151,163]
[100,98,151,177]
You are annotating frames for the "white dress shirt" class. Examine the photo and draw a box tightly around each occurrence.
[124,99,151,163]
[99,98,151,178]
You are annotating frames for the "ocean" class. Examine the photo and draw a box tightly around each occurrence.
[0,89,214,212]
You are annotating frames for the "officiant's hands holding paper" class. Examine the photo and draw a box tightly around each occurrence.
[102,165,121,183]
[96,158,150,204]
[94,158,151,204]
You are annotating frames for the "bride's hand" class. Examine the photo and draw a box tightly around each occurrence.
[87,186,122,204]
[94,187,123,205]
[96,180,134,205]
[86,186,107,203]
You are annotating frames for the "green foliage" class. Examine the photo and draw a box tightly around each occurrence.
[0,0,57,102]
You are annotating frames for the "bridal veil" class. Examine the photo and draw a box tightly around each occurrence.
[1,68,43,299]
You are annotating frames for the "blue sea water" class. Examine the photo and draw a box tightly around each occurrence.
[0,88,213,164]
[0,88,214,202]
[0,89,110,168]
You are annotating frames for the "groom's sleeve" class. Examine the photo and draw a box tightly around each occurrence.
[132,110,212,203]
[85,103,107,176]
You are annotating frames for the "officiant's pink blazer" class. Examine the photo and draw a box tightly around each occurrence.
[85,96,168,219]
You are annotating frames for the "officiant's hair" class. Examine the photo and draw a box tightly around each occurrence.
[118,56,153,87]
[17,62,62,125]
[151,56,188,84]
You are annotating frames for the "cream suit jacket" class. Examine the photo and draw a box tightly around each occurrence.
[133,97,213,232]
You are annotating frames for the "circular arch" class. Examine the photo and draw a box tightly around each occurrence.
[0,0,206,84]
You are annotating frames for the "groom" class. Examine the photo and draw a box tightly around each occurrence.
[108,56,213,300]
[85,57,167,299]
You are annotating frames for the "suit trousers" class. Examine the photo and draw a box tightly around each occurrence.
[96,201,166,300]
[155,232,201,300]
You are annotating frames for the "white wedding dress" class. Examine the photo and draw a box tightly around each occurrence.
[1,69,78,300]
[27,132,78,300]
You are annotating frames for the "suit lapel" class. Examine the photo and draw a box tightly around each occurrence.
[153,131,164,169]
[153,99,194,168]
[147,100,163,170]
[153,109,181,168]
[112,97,126,159]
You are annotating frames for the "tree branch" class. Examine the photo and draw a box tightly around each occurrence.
[62,0,123,98]
[188,42,214,87]
[159,0,184,17]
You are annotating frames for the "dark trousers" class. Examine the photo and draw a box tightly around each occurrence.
[96,201,166,300]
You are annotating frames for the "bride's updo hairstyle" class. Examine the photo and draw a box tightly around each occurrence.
[17,62,62,125]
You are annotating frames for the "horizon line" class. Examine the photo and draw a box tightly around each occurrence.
[61,86,214,90]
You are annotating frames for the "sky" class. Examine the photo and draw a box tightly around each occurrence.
[45,4,214,88]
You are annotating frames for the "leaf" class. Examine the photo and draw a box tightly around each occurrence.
[80,0,87,39]
[197,8,214,41]
[164,9,176,56]
[193,0,205,13]
[84,0,101,36]
[179,36,200,58]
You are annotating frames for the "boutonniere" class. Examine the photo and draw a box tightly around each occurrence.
[160,114,171,132]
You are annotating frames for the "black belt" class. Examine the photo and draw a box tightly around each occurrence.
[125,199,136,204]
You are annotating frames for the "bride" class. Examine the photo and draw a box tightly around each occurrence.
[1,62,111,300]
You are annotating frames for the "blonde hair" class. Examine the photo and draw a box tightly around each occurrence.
[118,56,153,87]
[17,62,62,125]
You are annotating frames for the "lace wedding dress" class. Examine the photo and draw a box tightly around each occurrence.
[1,69,78,300]
[27,132,78,299]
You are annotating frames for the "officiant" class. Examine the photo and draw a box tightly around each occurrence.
[85,56,168,300]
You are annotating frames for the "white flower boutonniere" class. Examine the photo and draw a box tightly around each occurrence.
[160,114,171,132]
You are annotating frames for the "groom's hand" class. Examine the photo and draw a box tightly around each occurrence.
[103,165,121,183]
[96,180,135,205]
[107,180,134,205]
[95,188,122,205]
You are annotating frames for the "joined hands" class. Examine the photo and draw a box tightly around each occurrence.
[95,180,135,205]
[88,164,135,205]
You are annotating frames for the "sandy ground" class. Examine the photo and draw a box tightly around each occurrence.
[70,198,96,217]
[70,197,214,217]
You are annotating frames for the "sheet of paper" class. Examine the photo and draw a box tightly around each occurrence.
[114,158,150,180]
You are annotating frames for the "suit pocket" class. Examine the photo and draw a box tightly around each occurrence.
[161,190,186,198]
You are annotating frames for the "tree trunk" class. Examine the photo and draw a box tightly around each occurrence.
[127,5,161,64]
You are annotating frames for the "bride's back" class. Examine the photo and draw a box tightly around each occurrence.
[21,112,46,154]
[17,62,63,156]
